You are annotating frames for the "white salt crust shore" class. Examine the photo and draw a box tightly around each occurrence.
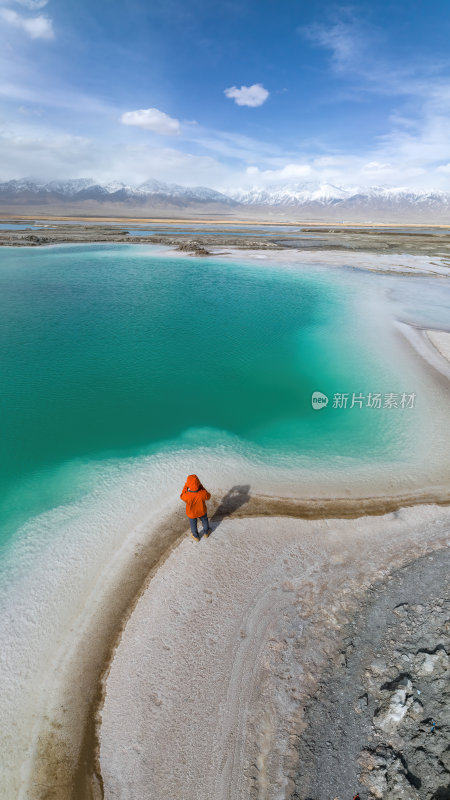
[396,323,450,383]
[0,252,448,798]
[165,243,450,277]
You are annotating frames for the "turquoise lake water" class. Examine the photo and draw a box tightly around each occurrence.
[0,224,38,230]
[0,244,430,549]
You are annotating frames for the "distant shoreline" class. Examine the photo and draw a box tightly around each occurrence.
[1,213,450,227]
[1,220,450,271]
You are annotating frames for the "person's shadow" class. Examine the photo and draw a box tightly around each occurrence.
[210,485,251,530]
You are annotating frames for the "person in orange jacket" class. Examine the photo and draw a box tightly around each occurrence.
[180,474,212,541]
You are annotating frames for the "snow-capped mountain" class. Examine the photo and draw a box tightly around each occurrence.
[226,182,450,220]
[229,182,354,205]
[0,178,237,206]
[3,178,96,196]
[0,178,449,221]
[228,182,450,210]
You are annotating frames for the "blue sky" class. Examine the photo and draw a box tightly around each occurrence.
[1,0,450,190]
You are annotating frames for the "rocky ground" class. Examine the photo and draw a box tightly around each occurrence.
[295,548,449,800]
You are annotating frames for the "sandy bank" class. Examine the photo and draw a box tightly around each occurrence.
[426,329,450,363]
[99,506,450,800]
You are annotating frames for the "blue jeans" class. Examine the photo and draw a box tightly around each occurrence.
[189,515,209,536]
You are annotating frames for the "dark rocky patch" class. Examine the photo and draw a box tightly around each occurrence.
[292,548,450,800]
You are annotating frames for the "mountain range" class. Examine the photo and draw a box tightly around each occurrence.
[1,178,450,222]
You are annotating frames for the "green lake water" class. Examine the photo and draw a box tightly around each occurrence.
[0,244,422,548]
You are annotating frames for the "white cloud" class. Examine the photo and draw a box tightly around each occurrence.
[302,19,363,73]
[224,83,269,107]
[300,13,436,103]
[0,7,54,39]
[362,161,392,172]
[245,163,313,181]
[13,0,48,8]
[120,108,181,135]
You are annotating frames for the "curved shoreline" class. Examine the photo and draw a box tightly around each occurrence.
[13,263,449,798]
[32,479,450,799]
[60,499,450,799]
[397,323,450,382]
[21,491,450,798]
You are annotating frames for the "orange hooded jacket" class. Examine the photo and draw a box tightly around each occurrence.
[180,474,211,519]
